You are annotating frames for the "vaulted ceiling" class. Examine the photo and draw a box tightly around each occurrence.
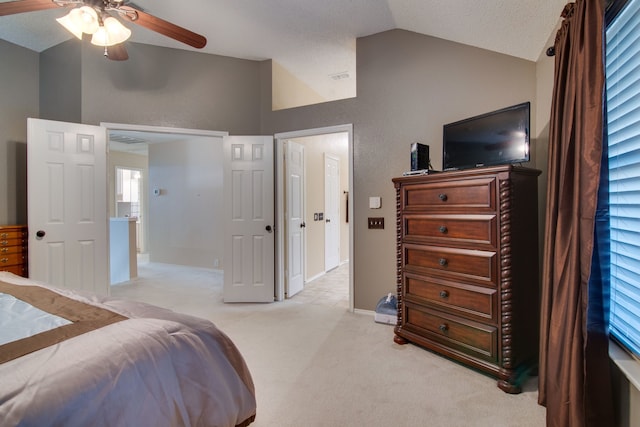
[0,0,566,102]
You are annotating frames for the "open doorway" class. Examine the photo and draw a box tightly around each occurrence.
[275,125,353,311]
[105,123,229,285]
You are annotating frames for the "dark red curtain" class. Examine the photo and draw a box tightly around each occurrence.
[538,1,614,426]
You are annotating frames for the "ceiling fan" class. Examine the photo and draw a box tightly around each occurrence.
[0,0,207,60]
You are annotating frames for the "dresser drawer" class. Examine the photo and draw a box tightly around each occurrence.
[0,245,27,255]
[401,177,496,212]
[403,214,497,247]
[0,237,27,247]
[404,303,497,362]
[0,253,26,267]
[404,244,497,285]
[404,273,497,321]
[0,229,27,240]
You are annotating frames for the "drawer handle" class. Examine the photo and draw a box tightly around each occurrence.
[438,193,448,201]
[0,240,7,246]
[439,290,449,299]
[0,248,7,253]
[0,258,8,263]
[0,233,7,238]
[439,323,449,333]
[438,225,448,234]
[438,258,448,267]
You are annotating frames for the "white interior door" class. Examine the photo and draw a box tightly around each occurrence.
[285,140,305,298]
[223,136,275,302]
[324,154,340,271]
[27,118,109,295]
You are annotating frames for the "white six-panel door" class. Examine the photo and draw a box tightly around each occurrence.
[324,154,340,271]
[286,140,305,297]
[223,136,275,302]
[27,118,109,295]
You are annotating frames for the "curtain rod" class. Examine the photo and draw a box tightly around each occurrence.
[546,2,578,57]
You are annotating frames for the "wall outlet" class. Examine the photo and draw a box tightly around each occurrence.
[368,217,384,229]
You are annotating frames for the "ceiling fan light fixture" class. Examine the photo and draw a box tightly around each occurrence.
[56,12,83,40]
[56,6,99,38]
[91,17,131,47]
[104,17,131,44]
[76,6,99,34]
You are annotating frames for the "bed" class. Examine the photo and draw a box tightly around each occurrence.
[0,272,256,427]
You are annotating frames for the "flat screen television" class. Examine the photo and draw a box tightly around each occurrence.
[442,102,530,170]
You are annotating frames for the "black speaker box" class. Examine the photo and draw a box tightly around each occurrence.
[410,143,430,171]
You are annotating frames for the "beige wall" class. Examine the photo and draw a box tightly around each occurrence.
[147,136,224,269]
[0,40,38,226]
[5,30,538,311]
[534,22,558,266]
[40,39,261,135]
[351,30,538,308]
[39,40,81,123]
[264,29,539,309]
[272,61,325,111]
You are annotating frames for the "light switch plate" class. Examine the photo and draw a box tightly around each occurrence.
[369,196,381,209]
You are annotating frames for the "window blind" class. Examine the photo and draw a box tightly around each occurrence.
[606,0,640,356]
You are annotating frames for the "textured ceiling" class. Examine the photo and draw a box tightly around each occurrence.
[0,0,566,102]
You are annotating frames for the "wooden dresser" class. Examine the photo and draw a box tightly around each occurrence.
[392,165,541,393]
[0,225,28,277]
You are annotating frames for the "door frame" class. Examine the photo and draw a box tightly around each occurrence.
[274,124,354,311]
[101,123,228,139]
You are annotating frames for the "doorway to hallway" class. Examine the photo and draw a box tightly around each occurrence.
[276,125,353,311]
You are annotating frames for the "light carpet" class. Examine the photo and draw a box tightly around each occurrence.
[111,260,546,427]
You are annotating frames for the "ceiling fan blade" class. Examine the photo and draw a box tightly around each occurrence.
[106,44,128,61]
[118,5,206,49]
[0,0,61,16]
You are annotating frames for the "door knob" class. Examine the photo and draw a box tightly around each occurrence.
[36,230,46,238]
[265,225,273,233]
[300,222,306,228]
[325,218,331,223]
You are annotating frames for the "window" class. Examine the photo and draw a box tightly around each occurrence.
[115,167,142,219]
[605,0,640,356]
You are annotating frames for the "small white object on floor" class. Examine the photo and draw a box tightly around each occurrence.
[374,293,397,325]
